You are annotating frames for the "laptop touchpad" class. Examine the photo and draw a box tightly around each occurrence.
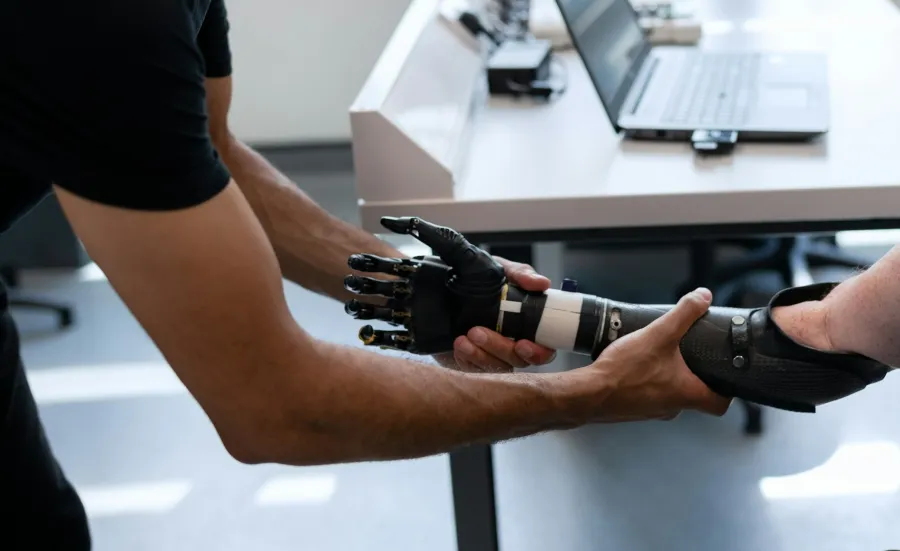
[759,86,809,110]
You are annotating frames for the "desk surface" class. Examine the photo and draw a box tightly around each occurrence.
[359,0,900,236]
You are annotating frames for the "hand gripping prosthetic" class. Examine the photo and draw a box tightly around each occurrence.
[344,217,891,413]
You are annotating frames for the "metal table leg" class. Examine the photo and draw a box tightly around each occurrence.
[450,445,499,551]
[448,243,534,551]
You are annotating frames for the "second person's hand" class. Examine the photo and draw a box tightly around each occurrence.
[445,256,557,372]
[565,288,732,423]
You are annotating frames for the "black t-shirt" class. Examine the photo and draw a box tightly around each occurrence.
[0,0,234,233]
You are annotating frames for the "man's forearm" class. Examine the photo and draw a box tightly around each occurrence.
[773,245,900,366]
[818,247,900,365]
[217,137,401,301]
[250,338,594,466]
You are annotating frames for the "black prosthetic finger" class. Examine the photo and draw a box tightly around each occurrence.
[348,253,418,276]
[379,217,418,235]
[381,217,466,261]
[345,300,411,326]
[344,275,412,298]
[381,217,500,280]
[358,326,412,351]
[344,300,385,320]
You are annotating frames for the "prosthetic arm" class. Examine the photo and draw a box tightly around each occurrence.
[344,217,891,413]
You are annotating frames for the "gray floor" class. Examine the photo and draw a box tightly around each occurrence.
[13,164,900,550]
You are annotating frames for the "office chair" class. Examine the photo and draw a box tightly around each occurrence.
[1,266,74,329]
[681,234,871,435]
[0,194,83,331]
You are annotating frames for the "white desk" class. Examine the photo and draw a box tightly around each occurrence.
[354,0,900,239]
[350,1,900,550]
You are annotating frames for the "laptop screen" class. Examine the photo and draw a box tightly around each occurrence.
[554,0,651,128]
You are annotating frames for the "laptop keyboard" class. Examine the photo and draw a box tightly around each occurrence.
[663,53,760,127]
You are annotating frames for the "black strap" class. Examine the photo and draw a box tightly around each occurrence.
[731,315,749,367]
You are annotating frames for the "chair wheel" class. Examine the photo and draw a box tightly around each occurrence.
[742,401,763,435]
[60,308,74,328]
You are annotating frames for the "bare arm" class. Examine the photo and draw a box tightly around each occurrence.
[43,14,724,469]
[55,179,729,464]
[205,77,398,302]
[273,341,583,463]
[54,182,592,465]
[220,139,398,302]
[204,76,555,367]
[773,246,900,366]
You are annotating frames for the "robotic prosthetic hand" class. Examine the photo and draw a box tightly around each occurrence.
[344,217,891,413]
[344,216,510,355]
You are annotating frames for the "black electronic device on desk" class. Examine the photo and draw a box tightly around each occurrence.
[456,7,566,100]
[486,39,556,98]
[343,217,891,422]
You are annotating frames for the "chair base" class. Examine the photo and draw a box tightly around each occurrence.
[2,267,76,330]
[9,297,74,329]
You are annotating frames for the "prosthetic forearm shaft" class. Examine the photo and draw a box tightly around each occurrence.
[496,284,659,358]
[493,282,888,413]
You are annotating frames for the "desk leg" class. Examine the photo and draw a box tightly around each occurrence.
[447,244,533,551]
[680,240,716,297]
[450,446,499,551]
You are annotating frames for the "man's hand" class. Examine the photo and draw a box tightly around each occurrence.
[576,288,732,422]
[447,257,557,373]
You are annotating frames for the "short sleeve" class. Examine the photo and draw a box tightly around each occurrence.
[6,0,231,212]
[198,0,233,78]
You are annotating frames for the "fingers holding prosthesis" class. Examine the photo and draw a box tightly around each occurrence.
[358,326,412,351]
[495,257,551,293]
[647,288,713,342]
[683,381,732,417]
[453,327,559,372]
[344,300,411,326]
[454,330,525,372]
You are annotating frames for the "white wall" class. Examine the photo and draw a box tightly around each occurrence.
[227,0,413,145]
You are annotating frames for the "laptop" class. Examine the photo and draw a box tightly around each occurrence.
[553,0,830,140]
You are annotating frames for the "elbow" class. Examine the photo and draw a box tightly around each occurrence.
[219,423,337,467]
[217,418,324,466]
[223,442,264,466]
[212,384,340,466]
[212,133,237,163]
[207,337,344,466]
[214,417,274,465]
